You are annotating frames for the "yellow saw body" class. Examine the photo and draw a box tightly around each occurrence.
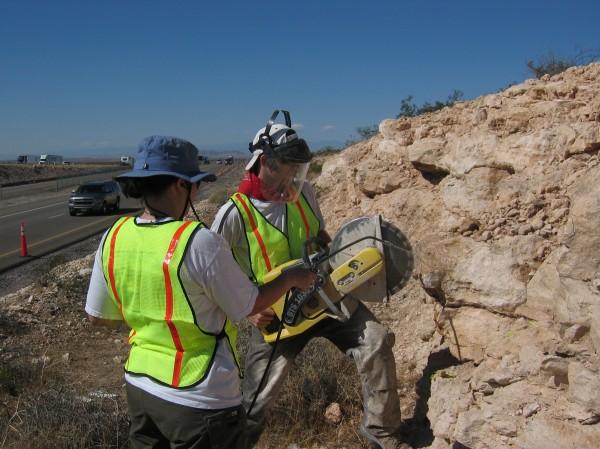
[260,247,384,343]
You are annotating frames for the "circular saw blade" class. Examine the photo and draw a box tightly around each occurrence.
[329,216,414,301]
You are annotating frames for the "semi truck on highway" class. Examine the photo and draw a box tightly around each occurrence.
[120,156,134,166]
[39,154,63,165]
[16,154,40,164]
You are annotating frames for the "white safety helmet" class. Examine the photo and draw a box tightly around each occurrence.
[247,110,312,203]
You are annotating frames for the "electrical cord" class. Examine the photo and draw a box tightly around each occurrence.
[247,290,291,419]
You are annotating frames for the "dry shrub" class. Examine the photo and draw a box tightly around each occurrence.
[33,254,68,288]
[1,386,128,449]
[307,160,323,179]
[0,330,127,449]
[0,360,40,397]
[208,188,230,205]
[238,318,366,449]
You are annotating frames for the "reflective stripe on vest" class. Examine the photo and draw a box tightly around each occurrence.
[231,192,320,284]
[101,217,238,388]
[287,193,321,260]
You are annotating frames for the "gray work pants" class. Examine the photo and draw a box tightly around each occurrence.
[242,302,401,446]
[126,383,248,449]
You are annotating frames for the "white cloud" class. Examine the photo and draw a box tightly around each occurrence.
[321,125,335,131]
[292,123,304,130]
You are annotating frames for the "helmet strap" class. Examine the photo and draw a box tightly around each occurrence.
[250,109,293,153]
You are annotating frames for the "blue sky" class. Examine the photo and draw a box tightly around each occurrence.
[1,0,598,159]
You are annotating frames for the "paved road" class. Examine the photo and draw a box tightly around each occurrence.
[0,163,243,273]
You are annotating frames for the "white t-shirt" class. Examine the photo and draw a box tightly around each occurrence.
[85,217,258,409]
[211,182,326,277]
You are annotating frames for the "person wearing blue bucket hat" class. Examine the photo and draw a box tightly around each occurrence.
[116,135,217,221]
[85,136,316,449]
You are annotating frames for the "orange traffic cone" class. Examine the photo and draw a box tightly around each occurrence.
[20,222,28,257]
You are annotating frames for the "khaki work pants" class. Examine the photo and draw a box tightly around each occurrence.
[242,301,402,446]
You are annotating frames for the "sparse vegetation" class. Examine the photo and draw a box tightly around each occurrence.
[527,49,600,78]
[349,90,463,146]
[1,344,127,449]
[259,339,364,448]
[0,360,40,396]
[315,146,343,156]
[237,319,365,449]
[208,187,232,205]
[308,160,324,178]
[34,255,68,288]
[356,125,379,140]
[396,90,464,118]
[527,51,577,78]
[1,386,128,449]
[308,147,342,179]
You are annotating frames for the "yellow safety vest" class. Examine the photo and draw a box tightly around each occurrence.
[101,217,239,388]
[230,192,321,284]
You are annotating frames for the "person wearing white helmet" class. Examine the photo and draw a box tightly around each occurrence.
[211,112,411,449]
[84,136,316,449]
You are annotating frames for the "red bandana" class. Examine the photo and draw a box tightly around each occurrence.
[237,171,267,200]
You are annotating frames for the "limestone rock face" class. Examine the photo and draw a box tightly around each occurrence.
[314,63,600,448]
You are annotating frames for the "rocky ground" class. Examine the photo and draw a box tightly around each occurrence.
[314,63,600,448]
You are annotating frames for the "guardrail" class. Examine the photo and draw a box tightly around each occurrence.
[0,169,127,200]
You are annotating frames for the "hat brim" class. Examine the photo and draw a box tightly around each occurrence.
[116,169,217,183]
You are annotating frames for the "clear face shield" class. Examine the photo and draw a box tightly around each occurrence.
[259,158,310,203]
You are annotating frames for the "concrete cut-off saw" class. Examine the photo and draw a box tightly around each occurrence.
[260,215,414,343]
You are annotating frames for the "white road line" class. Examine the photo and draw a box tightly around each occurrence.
[0,202,65,220]
[48,213,64,219]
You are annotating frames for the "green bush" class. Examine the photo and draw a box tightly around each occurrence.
[396,90,463,118]
[356,125,379,140]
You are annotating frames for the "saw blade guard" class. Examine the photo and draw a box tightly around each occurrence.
[328,216,414,302]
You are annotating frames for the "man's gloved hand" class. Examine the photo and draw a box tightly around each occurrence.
[248,308,276,327]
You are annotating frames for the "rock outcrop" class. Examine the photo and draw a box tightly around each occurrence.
[315,63,600,448]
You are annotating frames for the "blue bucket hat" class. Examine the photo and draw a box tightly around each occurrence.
[116,136,216,183]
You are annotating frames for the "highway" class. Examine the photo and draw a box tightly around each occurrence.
[0,163,243,273]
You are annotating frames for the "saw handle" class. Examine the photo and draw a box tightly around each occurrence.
[302,239,313,269]
[302,236,329,270]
